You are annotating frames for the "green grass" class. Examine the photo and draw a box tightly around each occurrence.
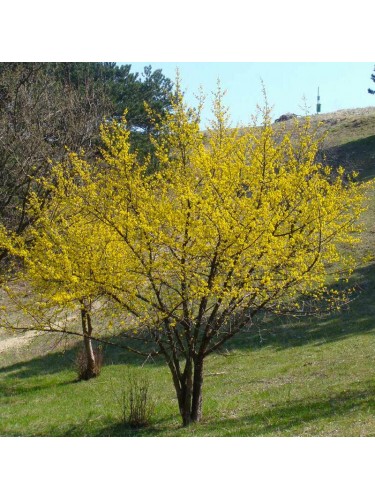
[1,106,375,436]
[1,260,374,436]
[273,107,375,181]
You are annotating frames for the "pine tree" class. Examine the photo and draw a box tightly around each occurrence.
[368,65,375,94]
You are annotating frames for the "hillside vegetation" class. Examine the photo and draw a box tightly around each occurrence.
[276,106,375,181]
[0,106,374,436]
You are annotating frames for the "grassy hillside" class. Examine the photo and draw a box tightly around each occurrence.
[1,106,375,437]
[275,106,375,181]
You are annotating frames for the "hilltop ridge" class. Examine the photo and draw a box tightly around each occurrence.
[296,106,375,121]
[272,106,375,180]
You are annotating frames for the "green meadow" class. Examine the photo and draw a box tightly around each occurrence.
[1,107,375,437]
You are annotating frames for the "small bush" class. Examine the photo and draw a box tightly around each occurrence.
[116,371,155,428]
[75,346,103,381]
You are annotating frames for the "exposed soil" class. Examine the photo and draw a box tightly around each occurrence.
[0,330,39,353]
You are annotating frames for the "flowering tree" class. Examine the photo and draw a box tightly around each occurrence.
[0,163,113,379]
[2,81,367,424]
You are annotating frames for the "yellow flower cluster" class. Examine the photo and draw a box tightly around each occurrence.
[1,79,368,343]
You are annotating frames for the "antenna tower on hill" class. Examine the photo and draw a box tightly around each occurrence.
[316,87,321,114]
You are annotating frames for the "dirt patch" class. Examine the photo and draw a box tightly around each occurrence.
[0,330,39,353]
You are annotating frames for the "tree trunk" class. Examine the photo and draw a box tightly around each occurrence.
[191,358,204,422]
[174,357,204,426]
[80,306,97,380]
[178,360,193,427]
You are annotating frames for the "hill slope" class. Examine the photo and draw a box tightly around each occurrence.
[0,106,375,436]
[275,106,375,181]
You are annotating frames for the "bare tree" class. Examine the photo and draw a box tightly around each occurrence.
[0,63,112,241]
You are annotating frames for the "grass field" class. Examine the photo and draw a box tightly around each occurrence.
[1,106,375,437]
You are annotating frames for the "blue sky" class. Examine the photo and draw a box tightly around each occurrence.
[122,62,375,126]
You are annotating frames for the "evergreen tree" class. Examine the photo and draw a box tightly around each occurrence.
[368,65,375,94]
[0,62,173,241]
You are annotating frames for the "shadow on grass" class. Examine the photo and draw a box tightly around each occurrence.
[225,262,375,353]
[59,414,171,437]
[0,378,75,398]
[1,264,374,383]
[94,422,167,437]
[322,135,375,181]
[197,379,375,436]
[86,378,375,437]
[0,336,164,382]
